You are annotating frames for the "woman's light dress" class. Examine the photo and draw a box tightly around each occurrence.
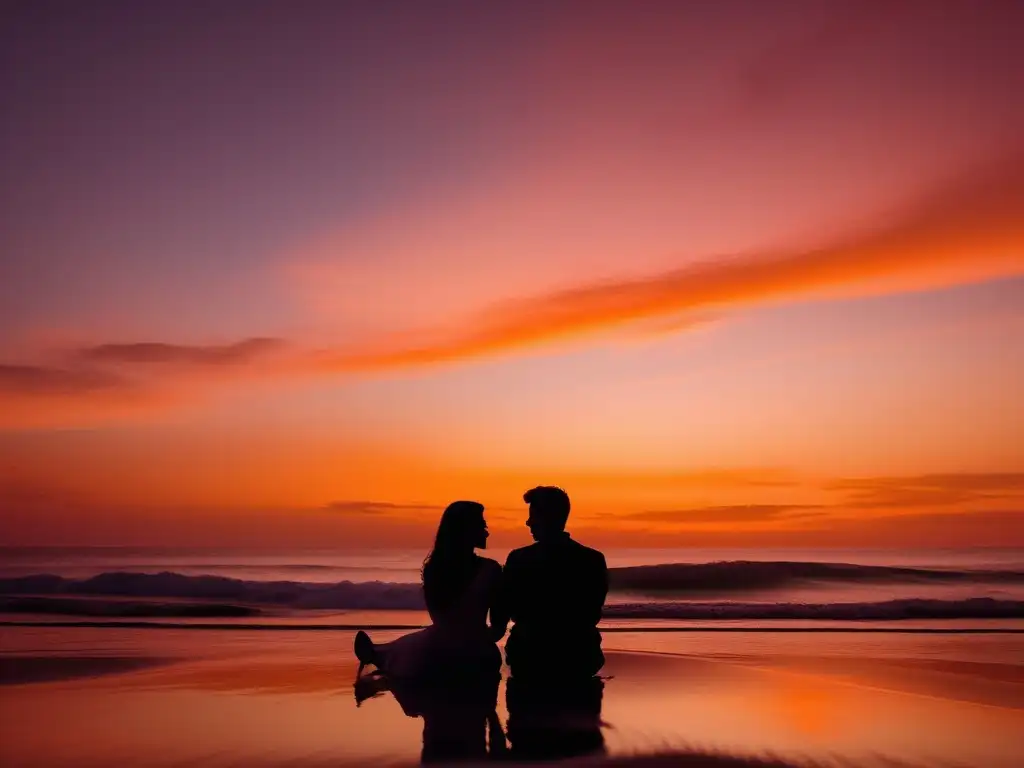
[374,557,502,680]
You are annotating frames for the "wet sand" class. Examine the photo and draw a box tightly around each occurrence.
[0,655,175,686]
[1,627,1022,767]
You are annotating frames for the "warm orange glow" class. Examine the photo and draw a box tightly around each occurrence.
[2,2,1023,548]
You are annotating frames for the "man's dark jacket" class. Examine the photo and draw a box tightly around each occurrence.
[493,533,608,679]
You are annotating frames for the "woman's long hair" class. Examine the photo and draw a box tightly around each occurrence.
[422,500,485,617]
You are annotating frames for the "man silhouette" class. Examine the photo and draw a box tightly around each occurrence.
[492,486,608,680]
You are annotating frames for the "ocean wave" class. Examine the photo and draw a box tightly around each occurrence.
[2,561,1023,616]
[604,597,1024,621]
[0,572,425,610]
[0,595,1020,621]
[607,560,1024,594]
[0,595,260,618]
[1,594,1020,621]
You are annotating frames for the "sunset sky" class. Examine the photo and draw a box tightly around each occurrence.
[2,1,1023,548]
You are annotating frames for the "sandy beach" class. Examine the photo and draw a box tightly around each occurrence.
[2,625,1022,768]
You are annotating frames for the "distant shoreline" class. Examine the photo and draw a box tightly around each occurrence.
[2,620,1022,633]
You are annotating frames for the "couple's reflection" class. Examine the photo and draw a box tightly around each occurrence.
[358,670,505,762]
[505,676,605,761]
[358,671,604,763]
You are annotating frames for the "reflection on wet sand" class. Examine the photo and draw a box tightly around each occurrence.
[357,669,607,764]
[743,655,1024,711]
[506,676,606,761]
[131,657,360,694]
[1,629,1023,767]
[597,651,1023,767]
[377,675,505,763]
[0,655,173,686]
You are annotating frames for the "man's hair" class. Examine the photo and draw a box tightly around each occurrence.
[523,485,571,529]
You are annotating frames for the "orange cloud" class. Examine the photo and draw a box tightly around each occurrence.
[610,504,825,525]
[0,364,126,396]
[324,500,447,515]
[315,150,1024,372]
[0,338,290,428]
[77,338,285,366]
[827,472,1024,509]
[1,152,1022,427]
[4,463,1022,547]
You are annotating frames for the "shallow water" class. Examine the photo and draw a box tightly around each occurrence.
[4,546,1024,626]
[2,626,1022,767]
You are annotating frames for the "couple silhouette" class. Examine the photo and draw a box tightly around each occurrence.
[354,486,607,762]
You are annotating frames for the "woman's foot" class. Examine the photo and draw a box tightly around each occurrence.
[353,670,389,706]
[354,630,378,671]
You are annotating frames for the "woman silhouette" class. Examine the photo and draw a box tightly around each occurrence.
[354,500,503,681]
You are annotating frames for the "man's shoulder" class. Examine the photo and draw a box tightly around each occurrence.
[505,538,606,567]
[568,539,607,566]
[505,543,539,563]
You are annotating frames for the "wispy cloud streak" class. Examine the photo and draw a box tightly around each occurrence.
[828,472,1024,509]
[1,152,1022,425]
[314,151,1024,371]
[78,338,285,366]
[614,504,823,524]
[324,500,445,515]
[0,364,126,396]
